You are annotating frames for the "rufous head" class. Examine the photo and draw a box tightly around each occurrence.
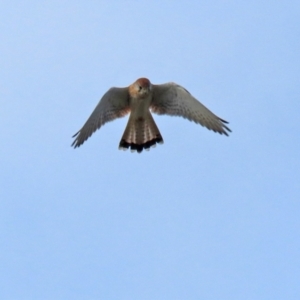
[129,77,152,99]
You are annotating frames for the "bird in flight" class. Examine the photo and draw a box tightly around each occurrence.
[72,78,231,153]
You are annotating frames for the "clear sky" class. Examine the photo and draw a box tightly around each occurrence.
[1,1,299,299]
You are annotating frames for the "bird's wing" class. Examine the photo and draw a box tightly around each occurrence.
[72,87,130,148]
[151,83,231,135]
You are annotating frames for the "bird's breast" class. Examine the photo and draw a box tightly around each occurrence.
[129,95,152,117]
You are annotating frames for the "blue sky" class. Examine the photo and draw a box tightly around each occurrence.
[1,1,299,299]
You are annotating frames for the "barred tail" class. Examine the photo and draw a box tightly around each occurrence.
[119,111,163,153]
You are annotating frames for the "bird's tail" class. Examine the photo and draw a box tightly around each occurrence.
[119,111,163,153]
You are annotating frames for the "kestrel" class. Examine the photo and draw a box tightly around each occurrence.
[72,78,231,153]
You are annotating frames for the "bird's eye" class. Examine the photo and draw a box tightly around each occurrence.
[138,86,142,91]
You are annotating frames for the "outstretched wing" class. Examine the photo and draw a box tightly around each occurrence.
[151,83,231,135]
[72,87,130,148]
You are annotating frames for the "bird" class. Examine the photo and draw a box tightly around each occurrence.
[72,78,231,153]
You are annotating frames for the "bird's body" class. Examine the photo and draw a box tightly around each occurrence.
[72,78,231,153]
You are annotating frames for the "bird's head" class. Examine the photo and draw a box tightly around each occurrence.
[129,78,152,99]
